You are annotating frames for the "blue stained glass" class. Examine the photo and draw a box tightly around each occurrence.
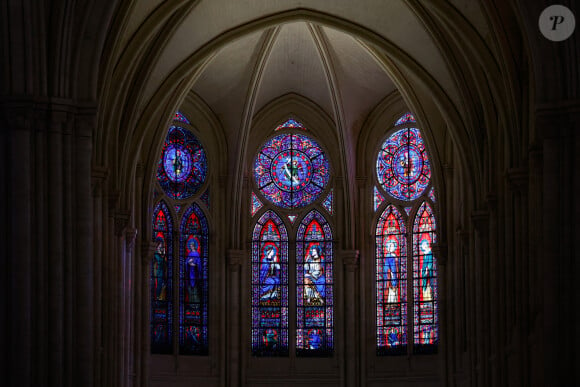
[151,201,173,354]
[254,133,330,209]
[275,118,306,131]
[376,205,407,355]
[251,192,264,217]
[412,202,438,353]
[296,210,333,356]
[374,186,385,212]
[322,189,333,215]
[395,112,416,126]
[179,204,209,355]
[157,126,207,200]
[174,111,191,124]
[376,127,431,201]
[252,211,289,356]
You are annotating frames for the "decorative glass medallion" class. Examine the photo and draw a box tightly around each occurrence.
[376,128,431,201]
[174,111,191,124]
[157,126,207,200]
[395,112,416,126]
[254,134,330,209]
[288,215,297,223]
[404,207,412,216]
[275,119,306,131]
[374,186,385,212]
[251,192,264,217]
[175,205,181,214]
[322,189,333,215]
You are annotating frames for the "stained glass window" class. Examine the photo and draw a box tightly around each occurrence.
[376,127,431,201]
[157,126,207,200]
[275,118,306,131]
[151,201,173,354]
[296,210,333,356]
[394,112,416,126]
[251,192,264,217]
[174,111,191,124]
[322,189,334,215]
[252,211,289,356]
[254,133,330,209]
[375,115,438,356]
[374,186,385,212]
[376,205,407,355]
[179,204,209,355]
[413,202,438,353]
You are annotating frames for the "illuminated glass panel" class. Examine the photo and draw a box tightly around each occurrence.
[404,207,412,216]
[251,192,263,217]
[174,111,191,124]
[322,189,334,215]
[288,215,297,223]
[254,133,330,209]
[179,204,209,355]
[413,202,438,353]
[376,128,431,201]
[157,126,207,200]
[394,112,416,126]
[428,187,436,203]
[151,201,173,353]
[200,189,210,209]
[252,211,289,356]
[374,186,385,212]
[296,210,333,356]
[275,118,306,131]
[376,205,407,355]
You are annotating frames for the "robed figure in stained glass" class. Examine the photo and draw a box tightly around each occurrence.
[185,236,202,303]
[383,238,398,303]
[153,236,167,301]
[259,244,281,303]
[419,238,433,301]
[304,243,325,306]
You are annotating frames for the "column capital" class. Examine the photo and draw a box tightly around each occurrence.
[114,209,130,237]
[340,249,359,272]
[227,249,245,272]
[125,228,138,254]
[142,241,158,266]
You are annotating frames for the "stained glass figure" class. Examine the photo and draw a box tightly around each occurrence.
[254,133,330,209]
[174,111,191,124]
[251,192,264,217]
[322,189,334,215]
[376,128,431,201]
[151,201,173,354]
[157,126,207,200]
[288,215,297,223]
[394,112,416,126]
[428,187,436,203]
[252,211,289,356]
[200,189,210,209]
[275,118,306,131]
[413,202,438,353]
[179,204,209,355]
[376,205,407,355]
[374,186,385,212]
[296,210,333,356]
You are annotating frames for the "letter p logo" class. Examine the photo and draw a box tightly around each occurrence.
[540,5,576,41]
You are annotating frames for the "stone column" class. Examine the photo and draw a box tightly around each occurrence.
[341,249,359,387]
[227,250,244,387]
[141,241,158,387]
